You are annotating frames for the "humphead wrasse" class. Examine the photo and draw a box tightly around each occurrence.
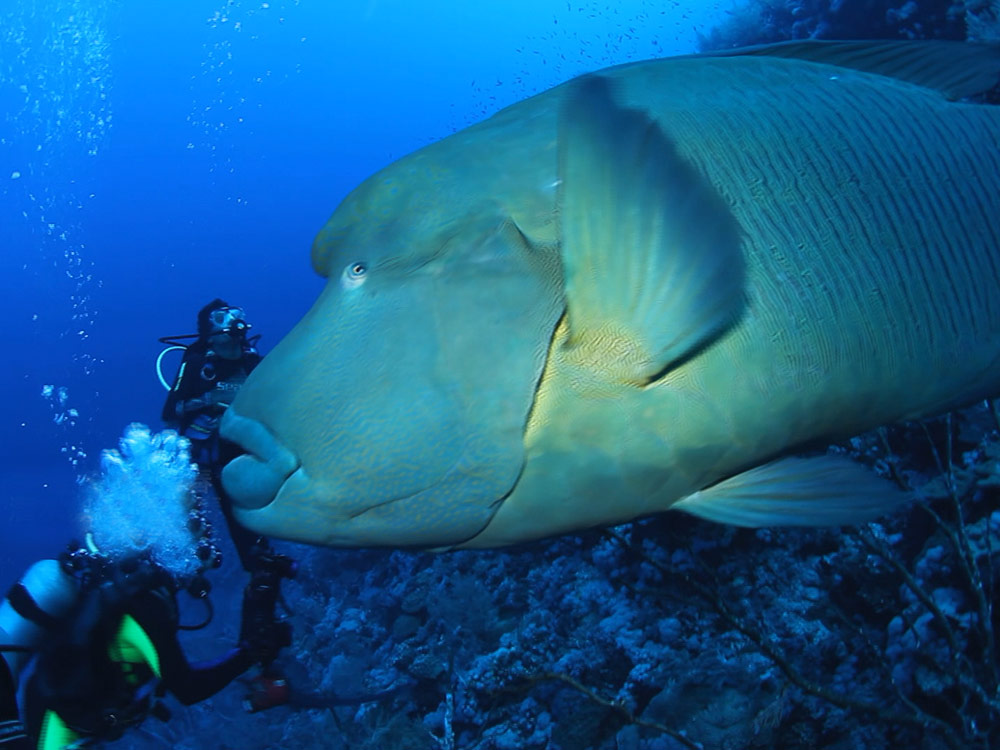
[219,40,1000,548]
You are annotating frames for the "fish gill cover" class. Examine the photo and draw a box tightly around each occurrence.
[1,1,999,749]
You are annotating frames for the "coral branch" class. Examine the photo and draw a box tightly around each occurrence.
[513,672,704,750]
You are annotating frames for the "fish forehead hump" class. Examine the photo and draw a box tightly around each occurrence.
[313,98,566,278]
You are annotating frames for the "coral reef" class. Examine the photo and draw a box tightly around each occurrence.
[116,401,1000,750]
[698,0,969,49]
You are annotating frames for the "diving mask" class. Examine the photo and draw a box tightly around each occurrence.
[209,306,250,337]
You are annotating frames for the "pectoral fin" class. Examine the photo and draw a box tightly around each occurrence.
[557,75,745,385]
[672,455,910,527]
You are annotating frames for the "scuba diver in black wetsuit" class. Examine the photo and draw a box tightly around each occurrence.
[0,428,293,750]
[1,524,402,748]
[159,299,265,571]
[159,300,299,711]
[0,542,292,749]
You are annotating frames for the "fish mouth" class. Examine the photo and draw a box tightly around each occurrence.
[217,408,509,547]
[218,409,300,511]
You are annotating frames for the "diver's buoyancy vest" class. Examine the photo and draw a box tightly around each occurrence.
[28,562,176,749]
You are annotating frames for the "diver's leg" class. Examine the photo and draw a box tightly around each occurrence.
[0,655,28,749]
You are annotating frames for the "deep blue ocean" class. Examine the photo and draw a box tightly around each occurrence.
[0,0,725,581]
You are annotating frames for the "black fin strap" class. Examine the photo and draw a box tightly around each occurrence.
[6,583,60,630]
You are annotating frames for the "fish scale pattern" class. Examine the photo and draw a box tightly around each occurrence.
[621,55,1000,427]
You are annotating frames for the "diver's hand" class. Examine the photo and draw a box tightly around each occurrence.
[182,391,229,414]
[208,388,233,411]
[181,395,212,413]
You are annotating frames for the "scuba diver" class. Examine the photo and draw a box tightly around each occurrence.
[158,300,298,712]
[159,299,263,569]
[159,299,260,471]
[0,541,292,749]
[0,426,294,749]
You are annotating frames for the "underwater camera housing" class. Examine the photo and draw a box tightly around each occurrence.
[59,540,112,586]
[248,540,298,581]
[240,539,296,667]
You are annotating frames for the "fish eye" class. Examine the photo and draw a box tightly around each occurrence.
[341,261,368,290]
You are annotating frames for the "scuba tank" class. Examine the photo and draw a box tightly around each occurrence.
[0,559,81,680]
[155,329,261,392]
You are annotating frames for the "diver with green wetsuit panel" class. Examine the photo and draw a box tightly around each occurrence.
[0,427,292,749]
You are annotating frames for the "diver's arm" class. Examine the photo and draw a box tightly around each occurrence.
[127,590,254,706]
[161,349,215,426]
[167,645,254,706]
[163,388,224,428]
[177,393,225,415]
[244,350,262,373]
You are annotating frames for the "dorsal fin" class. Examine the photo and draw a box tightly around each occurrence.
[706,39,1000,100]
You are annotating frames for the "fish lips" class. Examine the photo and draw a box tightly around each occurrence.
[219,408,408,546]
[219,411,350,545]
[218,409,299,512]
[218,407,511,548]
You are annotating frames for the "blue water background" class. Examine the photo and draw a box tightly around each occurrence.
[0,0,732,583]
